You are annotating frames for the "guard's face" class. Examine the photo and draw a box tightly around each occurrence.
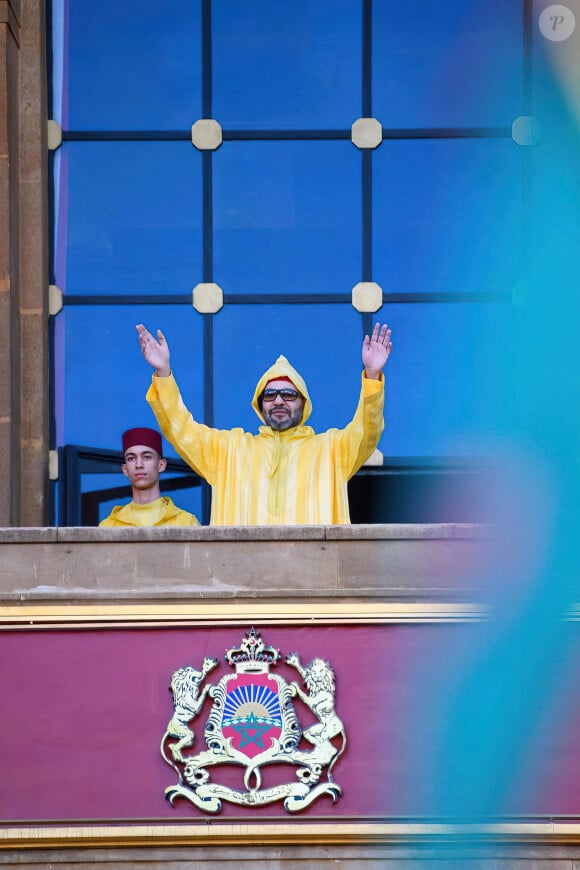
[122,446,167,489]
[261,380,305,431]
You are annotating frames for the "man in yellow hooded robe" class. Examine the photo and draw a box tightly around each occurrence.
[137,323,392,526]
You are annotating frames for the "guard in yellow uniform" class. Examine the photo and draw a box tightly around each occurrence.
[99,427,200,527]
[137,323,392,526]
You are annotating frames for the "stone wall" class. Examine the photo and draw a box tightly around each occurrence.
[1,524,579,866]
[0,523,488,603]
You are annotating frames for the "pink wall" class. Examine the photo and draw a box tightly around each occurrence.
[1,623,579,822]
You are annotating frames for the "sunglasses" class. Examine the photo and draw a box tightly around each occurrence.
[262,388,301,402]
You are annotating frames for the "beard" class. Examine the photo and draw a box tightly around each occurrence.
[262,405,303,431]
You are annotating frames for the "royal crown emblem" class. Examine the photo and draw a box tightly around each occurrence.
[161,627,346,813]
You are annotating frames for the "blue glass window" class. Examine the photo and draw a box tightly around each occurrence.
[381,302,497,457]
[373,139,521,294]
[213,141,360,295]
[373,1,523,128]
[59,0,202,130]
[54,142,202,295]
[213,0,361,129]
[47,0,532,524]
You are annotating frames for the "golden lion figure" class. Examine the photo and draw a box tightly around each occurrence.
[161,656,218,765]
[285,652,347,781]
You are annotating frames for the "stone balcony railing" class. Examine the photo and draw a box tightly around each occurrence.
[0,523,490,605]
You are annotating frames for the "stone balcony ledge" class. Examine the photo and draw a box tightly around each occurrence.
[0,524,492,604]
[0,522,491,543]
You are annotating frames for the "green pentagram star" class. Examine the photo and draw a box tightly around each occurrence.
[231,712,272,749]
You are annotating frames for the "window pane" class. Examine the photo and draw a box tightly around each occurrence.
[61,0,201,130]
[373,139,521,294]
[214,141,361,294]
[54,142,202,295]
[381,302,498,457]
[213,0,361,129]
[373,1,523,127]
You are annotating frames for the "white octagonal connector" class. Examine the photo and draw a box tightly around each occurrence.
[352,281,383,313]
[48,284,63,316]
[191,119,223,151]
[47,120,62,151]
[351,117,383,150]
[192,282,224,314]
[363,448,384,467]
[512,115,540,146]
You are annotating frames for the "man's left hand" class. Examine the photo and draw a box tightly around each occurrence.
[362,323,392,380]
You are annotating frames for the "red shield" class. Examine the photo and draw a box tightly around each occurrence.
[220,673,283,759]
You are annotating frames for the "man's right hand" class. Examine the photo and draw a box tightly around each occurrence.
[136,324,171,377]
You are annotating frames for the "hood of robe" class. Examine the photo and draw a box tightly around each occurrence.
[251,355,312,425]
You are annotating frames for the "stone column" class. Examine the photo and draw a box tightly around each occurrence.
[0,0,22,526]
[18,0,49,526]
[0,0,48,526]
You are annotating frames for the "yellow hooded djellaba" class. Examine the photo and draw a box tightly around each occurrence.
[146,355,384,526]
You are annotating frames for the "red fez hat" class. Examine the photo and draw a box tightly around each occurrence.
[122,427,163,457]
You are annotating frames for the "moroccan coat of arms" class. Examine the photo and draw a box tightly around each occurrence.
[160,627,346,813]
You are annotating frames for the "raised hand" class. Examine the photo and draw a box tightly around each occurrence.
[362,323,392,380]
[136,324,171,377]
